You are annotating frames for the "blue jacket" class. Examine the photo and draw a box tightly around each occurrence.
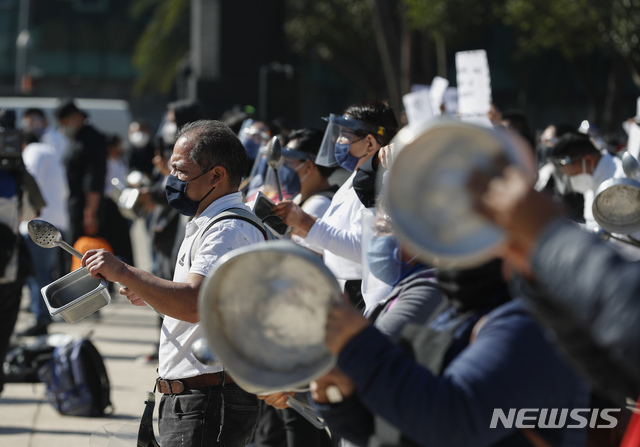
[524,219,640,403]
[321,299,590,447]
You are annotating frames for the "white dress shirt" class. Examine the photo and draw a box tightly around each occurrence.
[158,192,265,379]
[42,126,70,161]
[303,172,372,289]
[18,142,69,235]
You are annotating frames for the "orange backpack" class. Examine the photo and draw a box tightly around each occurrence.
[70,236,114,271]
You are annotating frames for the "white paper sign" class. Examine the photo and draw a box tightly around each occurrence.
[429,76,449,115]
[628,122,640,160]
[455,50,492,126]
[403,88,434,127]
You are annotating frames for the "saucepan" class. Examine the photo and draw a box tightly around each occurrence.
[592,177,640,237]
[591,152,640,247]
[109,170,151,221]
[196,240,342,428]
[384,118,536,268]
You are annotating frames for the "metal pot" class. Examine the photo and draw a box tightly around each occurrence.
[592,177,640,235]
[197,240,341,395]
[384,118,536,268]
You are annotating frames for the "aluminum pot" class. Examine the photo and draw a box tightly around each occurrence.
[592,177,640,235]
[197,240,341,395]
[384,118,536,268]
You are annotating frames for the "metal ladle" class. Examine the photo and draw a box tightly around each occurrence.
[592,225,640,248]
[28,219,83,259]
[265,136,284,201]
[622,151,640,181]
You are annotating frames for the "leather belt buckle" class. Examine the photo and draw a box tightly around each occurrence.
[157,378,185,395]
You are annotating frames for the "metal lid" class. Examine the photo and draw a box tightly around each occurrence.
[385,118,535,269]
[592,177,640,234]
[198,241,341,394]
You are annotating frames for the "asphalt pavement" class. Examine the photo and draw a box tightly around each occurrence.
[0,219,162,447]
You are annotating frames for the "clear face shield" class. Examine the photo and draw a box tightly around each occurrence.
[315,114,385,168]
[237,118,255,142]
[240,119,270,162]
[246,157,302,204]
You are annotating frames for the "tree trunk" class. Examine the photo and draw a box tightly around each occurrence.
[371,0,402,112]
[435,34,447,79]
[400,14,412,96]
[570,58,599,124]
[602,56,626,133]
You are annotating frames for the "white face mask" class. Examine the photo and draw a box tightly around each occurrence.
[568,158,595,193]
[129,131,150,149]
[295,160,310,184]
[162,122,178,145]
[569,173,594,193]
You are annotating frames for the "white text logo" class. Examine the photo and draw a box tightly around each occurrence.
[490,408,621,429]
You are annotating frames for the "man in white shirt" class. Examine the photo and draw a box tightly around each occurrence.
[21,108,69,160]
[18,130,69,335]
[81,120,265,447]
[551,132,625,230]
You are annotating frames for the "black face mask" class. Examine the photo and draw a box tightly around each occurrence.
[165,170,216,216]
[435,259,510,312]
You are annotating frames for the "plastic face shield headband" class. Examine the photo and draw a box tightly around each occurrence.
[281,146,315,162]
[315,114,386,168]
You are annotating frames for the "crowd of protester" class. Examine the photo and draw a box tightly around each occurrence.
[3,92,640,447]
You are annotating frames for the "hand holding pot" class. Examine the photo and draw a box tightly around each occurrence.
[325,302,370,355]
[257,392,295,410]
[310,368,355,404]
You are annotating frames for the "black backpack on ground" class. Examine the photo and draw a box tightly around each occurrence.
[37,337,113,417]
[3,336,55,383]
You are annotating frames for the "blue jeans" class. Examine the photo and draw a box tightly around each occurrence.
[159,383,259,447]
[24,234,59,325]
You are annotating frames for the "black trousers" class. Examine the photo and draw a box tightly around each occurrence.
[0,279,25,393]
[252,401,332,447]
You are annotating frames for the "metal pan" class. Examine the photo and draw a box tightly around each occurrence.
[41,267,110,323]
[592,177,640,235]
[384,118,535,268]
[197,241,341,395]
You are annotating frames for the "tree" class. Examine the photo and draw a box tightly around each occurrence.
[284,0,385,99]
[130,0,189,96]
[499,0,640,128]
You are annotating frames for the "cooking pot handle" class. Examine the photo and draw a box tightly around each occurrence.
[286,395,327,429]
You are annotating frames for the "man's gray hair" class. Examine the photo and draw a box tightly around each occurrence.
[177,120,248,188]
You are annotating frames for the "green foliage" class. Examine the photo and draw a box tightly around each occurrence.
[130,0,189,96]
[283,0,386,94]
[609,0,640,58]
[404,0,501,43]
[499,0,602,58]
[285,0,374,60]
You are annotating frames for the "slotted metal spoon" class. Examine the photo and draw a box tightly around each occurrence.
[28,219,84,259]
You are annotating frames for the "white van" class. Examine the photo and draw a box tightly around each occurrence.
[0,97,132,139]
